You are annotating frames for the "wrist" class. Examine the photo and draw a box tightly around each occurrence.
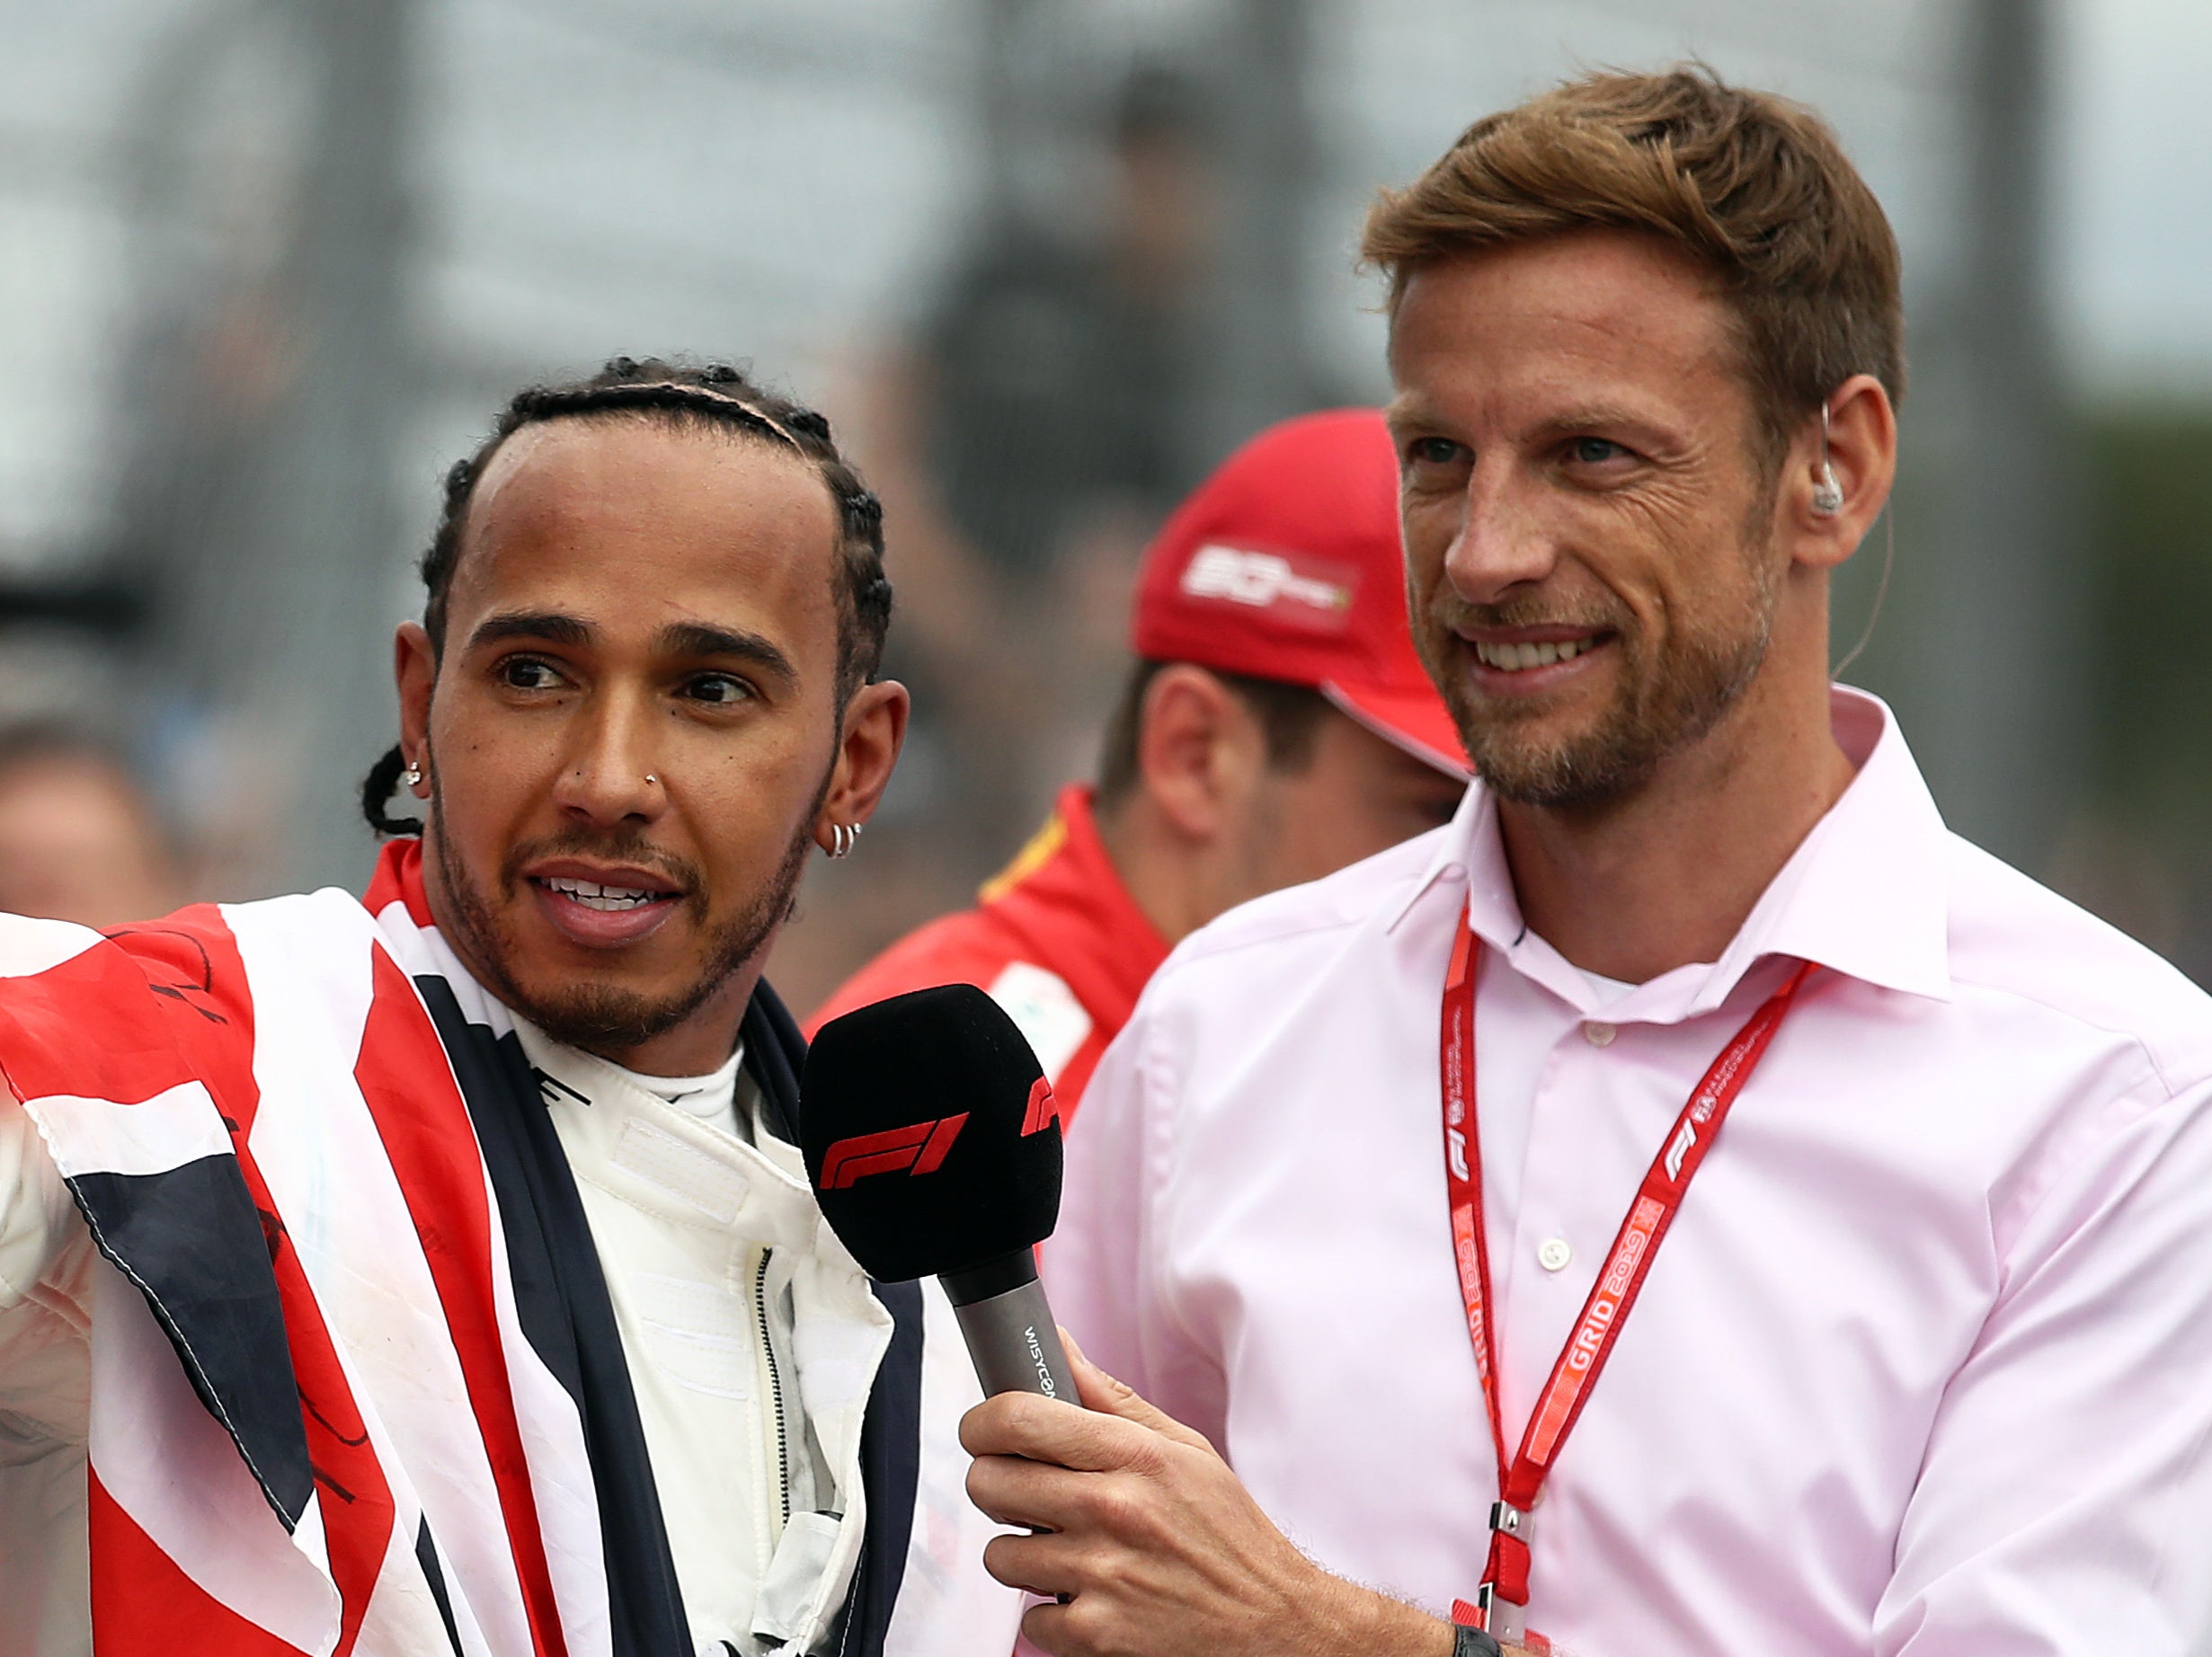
[1318,1581,1454,1657]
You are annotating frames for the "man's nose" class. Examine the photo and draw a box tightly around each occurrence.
[1444,460,1559,607]
[550,695,666,826]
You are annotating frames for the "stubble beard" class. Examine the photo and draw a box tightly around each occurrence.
[426,769,829,1059]
[1426,534,1782,814]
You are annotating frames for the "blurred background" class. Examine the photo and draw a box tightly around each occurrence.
[1,0,2207,1008]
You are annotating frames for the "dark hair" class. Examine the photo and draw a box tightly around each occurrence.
[1095,658,1333,807]
[364,356,892,836]
[1362,65,1905,467]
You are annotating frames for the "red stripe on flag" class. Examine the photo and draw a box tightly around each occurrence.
[108,907,268,1137]
[0,906,273,1138]
[90,1470,311,1657]
[227,1137,400,1656]
[353,946,568,1657]
[126,910,398,1654]
[0,927,209,1110]
[363,837,437,931]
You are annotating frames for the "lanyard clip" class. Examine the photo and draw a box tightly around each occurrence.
[1488,1499,1533,1544]
[1479,1502,1534,1644]
[1474,1582,1527,1646]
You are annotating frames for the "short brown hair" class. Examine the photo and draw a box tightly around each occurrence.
[1362,66,1904,462]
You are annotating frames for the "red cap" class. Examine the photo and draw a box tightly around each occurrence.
[1131,408,1469,780]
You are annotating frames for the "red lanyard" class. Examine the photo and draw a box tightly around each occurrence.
[1440,908,1814,1642]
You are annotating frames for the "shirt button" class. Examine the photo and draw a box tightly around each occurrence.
[1538,1237,1573,1272]
[1583,1021,1616,1047]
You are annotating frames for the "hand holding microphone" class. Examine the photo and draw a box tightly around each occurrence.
[802,986,1465,1657]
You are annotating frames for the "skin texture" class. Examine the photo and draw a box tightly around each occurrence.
[0,757,182,929]
[964,227,1895,1654]
[394,415,907,1076]
[1095,663,1466,945]
[1388,228,1893,981]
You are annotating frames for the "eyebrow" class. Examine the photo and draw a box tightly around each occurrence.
[654,621,798,686]
[467,610,592,651]
[1381,395,1435,432]
[1382,400,1675,449]
[1529,404,1661,439]
[464,611,799,687]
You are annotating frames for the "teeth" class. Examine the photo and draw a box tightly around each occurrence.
[543,877,666,911]
[1474,636,1595,671]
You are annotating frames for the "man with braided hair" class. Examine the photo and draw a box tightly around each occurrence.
[0,359,926,1657]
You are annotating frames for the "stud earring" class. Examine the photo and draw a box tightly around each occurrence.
[404,759,423,788]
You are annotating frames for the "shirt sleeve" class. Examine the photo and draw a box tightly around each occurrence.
[1877,1071,2212,1655]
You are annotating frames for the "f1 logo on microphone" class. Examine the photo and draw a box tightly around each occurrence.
[820,1113,969,1190]
[1020,1077,1062,1138]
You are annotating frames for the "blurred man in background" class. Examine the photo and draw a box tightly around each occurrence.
[830,408,1468,1657]
[908,62,1215,598]
[845,62,1357,959]
[0,723,184,928]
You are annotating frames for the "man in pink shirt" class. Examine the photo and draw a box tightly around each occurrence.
[959,66,2212,1657]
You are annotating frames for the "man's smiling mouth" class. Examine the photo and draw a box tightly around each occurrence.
[1471,636,1603,672]
[532,877,676,913]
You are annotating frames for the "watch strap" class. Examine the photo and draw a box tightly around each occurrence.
[1452,1622,1503,1657]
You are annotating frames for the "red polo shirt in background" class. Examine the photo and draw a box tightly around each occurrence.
[805,784,1166,1109]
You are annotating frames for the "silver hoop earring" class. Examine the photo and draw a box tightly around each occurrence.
[826,822,860,859]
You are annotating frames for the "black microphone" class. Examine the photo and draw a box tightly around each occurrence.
[801,984,1079,1403]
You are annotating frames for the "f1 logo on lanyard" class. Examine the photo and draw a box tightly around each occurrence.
[1438,910,1816,1647]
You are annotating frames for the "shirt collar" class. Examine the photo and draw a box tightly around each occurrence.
[1390,687,1953,1015]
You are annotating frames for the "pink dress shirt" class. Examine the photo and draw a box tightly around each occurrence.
[1046,689,2212,1656]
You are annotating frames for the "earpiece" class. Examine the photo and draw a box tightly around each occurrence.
[1811,403,1843,517]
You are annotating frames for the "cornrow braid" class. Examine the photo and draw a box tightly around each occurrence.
[364,356,893,837]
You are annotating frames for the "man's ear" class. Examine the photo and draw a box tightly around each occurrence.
[395,622,436,794]
[814,680,911,851]
[1136,664,1266,845]
[1788,372,1897,572]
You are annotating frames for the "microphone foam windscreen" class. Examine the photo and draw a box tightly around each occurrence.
[800,983,1062,1282]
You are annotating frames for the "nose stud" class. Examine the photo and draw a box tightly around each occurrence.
[644,774,658,785]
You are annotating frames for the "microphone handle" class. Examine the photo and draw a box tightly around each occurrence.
[942,1252,1079,1402]
[943,1253,1083,1599]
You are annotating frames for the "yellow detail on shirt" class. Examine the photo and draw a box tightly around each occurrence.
[978,810,1067,906]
